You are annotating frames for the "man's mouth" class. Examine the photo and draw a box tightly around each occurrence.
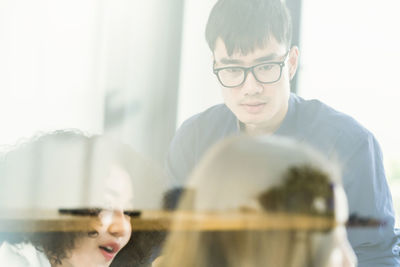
[240,102,266,114]
[243,103,264,106]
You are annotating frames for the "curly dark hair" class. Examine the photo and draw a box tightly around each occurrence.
[31,231,85,265]
[258,165,335,217]
[0,231,86,265]
[0,223,163,266]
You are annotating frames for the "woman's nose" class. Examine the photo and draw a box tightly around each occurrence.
[106,210,131,237]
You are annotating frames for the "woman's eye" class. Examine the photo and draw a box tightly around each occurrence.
[89,208,103,216]
[123,210,141,217]
[123,214,132,221]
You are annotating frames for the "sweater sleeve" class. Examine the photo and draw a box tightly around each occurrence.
[340,134,400,266]
[164,119,198,188]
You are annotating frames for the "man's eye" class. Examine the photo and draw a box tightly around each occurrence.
[225,68,242,73]
[257,64,274,71]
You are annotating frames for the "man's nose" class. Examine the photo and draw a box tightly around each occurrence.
[240,71,263,95]
[106,210,131,238]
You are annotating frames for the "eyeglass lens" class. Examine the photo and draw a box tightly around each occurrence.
[218,63,282,87]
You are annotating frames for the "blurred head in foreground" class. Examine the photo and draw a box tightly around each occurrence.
[158,135,356,267]
[0,130,159,266]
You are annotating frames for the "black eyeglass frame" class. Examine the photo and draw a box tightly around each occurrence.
[213,51,290,88]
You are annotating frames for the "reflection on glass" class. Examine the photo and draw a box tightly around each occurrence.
[0,130,159,266]
[158,135,356,267]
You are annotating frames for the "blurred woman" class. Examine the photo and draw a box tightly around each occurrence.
[0,130,157,266]
[157,135,357,267]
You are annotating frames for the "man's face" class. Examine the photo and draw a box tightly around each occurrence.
[213,37,298,133]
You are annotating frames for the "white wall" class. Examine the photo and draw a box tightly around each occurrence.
[299,0,400,224]
[176,0,220,126]
[0,0,104,147]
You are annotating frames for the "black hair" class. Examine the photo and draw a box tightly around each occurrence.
[162,187,185,210]
[205,0,292,56]
[31,232,85,265]
[258,165,335,217]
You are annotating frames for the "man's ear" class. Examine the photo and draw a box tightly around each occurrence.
[288,46,299,80]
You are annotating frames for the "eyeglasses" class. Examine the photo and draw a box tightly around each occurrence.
[213,51,290,88]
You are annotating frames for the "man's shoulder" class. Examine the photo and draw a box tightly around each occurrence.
[170,103,236,151]
[293,94,371,139]
[181,104,233,126]
[177,103,235,135]
[166,104,237,185]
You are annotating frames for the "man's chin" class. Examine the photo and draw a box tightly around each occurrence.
[237,113,277,131]
[238,114,266,125]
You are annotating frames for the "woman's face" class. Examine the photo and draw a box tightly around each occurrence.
[61,209,132,267]
[59,164,134,267]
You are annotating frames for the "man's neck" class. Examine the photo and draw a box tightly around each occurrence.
[240,105,288,136]
[242,122,278,136]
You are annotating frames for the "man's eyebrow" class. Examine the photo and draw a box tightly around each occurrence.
[253,53,279,63]
[218,53,280,65]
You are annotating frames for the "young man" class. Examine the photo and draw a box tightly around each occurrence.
[166,0,400,265]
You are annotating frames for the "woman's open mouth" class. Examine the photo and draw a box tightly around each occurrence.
[99,243,120,261]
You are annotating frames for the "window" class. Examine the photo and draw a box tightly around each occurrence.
[299,0,400,226]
